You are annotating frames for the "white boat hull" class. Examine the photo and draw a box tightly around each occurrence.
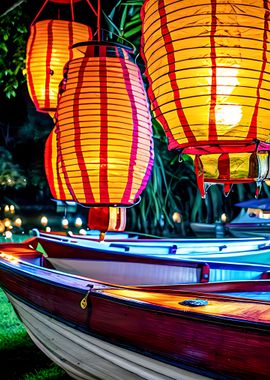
[7,293,209,380]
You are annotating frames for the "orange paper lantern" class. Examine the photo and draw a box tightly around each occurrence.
[88,207,126,232]
[55,42,154,206]
[141,0,270,194]
[44,127,73,200]
[26,19,92,115]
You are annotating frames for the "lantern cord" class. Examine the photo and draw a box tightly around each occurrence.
[84,0,100,41]
[97,0,101,42]
[85,0,98,16]
[31,0,49,26]
[70,0,75,22]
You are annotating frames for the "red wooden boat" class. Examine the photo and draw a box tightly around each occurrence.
[0,236,270,379]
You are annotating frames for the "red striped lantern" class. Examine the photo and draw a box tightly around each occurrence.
[141,0,270,195]
[88,207,126,232]
[55,42,154,206]
[26,1,92,115]
[44,127,73,200]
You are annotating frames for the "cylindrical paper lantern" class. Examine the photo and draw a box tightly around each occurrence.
[192,152,270,197]
[26,19,92,114]
[88,207,126,232]
[56,42,154,206]
[44,127,73,200]
[142,0,270,195]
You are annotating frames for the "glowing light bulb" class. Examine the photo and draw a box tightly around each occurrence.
[41,216,48,227]
[75,217,83,228]
[208,66,243,127]
[172,212,181,223]
[62,218,69,229]
[14,218,22,228]
[221,213,227,223]
[5,230,12,239]
[4,219,11,228]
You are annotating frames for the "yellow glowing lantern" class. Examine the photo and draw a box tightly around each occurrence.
[88,207,126,232]
[56,42,154,206]
[141,0,270,195]
[44,127,73,200]
[26,0,92,115]
[192,152,270,196]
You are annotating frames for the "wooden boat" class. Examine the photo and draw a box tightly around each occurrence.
[34,229,270,265]
[0,238,270,379]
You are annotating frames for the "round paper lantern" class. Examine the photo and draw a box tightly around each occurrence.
[141,0,270,194]
[55,42,154,206]
[88,207,126,232]
[44,127,73,200]
[26,19,92,115]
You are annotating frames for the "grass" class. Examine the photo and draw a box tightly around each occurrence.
[0,288,72,380]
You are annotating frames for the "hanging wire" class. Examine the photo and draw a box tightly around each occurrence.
[97,0,101,41]
[31,0,49,25]
[70,0,75,21]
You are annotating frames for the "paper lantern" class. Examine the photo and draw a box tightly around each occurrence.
[44,127,73,200]
[26,18,92,115]
[193,152,270,196]
[26,19,92,115]
[141,0,270,194]
[55,42,154,206]
[88,207,126,232]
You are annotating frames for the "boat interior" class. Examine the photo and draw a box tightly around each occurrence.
[1,236,270,287]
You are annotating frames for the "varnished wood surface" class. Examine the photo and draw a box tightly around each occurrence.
[98,287,270,323]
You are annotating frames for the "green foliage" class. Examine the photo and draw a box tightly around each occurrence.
[0,147,27,188]
[0,3,29,98]
[0,288,68,379]
[0,288,28,350]
[103,0,143,49]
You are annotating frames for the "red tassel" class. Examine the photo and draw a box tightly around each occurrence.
[223,184,232,197]
[194,155,206,198]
